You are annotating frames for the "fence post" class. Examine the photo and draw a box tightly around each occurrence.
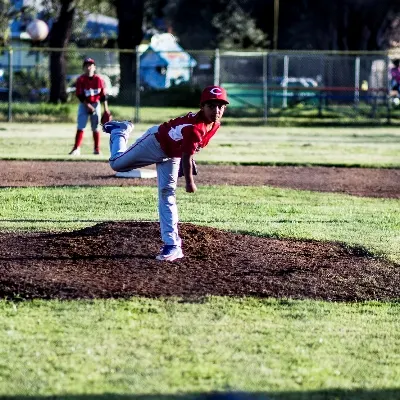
[262,52,268,124]
[371,94,377,119]
[214,48,220,86]
[386,54,391,124]
[318,55,325,117]
[282,55,289,108]
[354,56,360,108]
[135,46,140,123]
[7,48,13,122]
[318,90,323,118]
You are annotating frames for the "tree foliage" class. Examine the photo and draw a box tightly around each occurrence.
[0,0,13,46]
[159,0,400,51]
[163,0,267,50]
[0,0,39,46]
[212,0,268,50]
[251,0,400,51]
[4,0,400,103]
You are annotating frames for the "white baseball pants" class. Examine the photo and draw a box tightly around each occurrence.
[109,125,182,247]
[77,102,101,131]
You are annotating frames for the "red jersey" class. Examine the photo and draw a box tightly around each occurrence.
[391,67,400,84]
[75,74,106,104]
[155,111,220,158]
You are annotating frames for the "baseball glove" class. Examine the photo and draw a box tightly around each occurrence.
[178,158,198,178]
[101,110,113,125]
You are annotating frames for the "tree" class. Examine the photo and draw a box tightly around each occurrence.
[46,0,143,104]
[252,0,400,51]
[212,0,268,50]
[0,0,12,46]
[114,0,144,104]
[47,0,119,103]
[48,0,75,103]
[163,0,267,50]
[0,0,38,46]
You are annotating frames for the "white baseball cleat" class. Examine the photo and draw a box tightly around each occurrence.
[102,120,134,135]
[69,148,80,156]
[156,245,184,261]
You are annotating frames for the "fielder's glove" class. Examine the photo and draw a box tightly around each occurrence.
[101,110,113,125]
[178,158,198,178]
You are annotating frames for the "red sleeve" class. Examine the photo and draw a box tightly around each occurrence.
[181,125,202,155]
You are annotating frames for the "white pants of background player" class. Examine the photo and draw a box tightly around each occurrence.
[77,102,101,131]
[109,125,182,248]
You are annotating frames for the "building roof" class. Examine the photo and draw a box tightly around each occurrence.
[82,13,118,39]
[141,34,197,68]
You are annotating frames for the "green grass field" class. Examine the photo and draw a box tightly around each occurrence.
[0,122,399,167]
[2,101,400,128]
[0,121,399,399]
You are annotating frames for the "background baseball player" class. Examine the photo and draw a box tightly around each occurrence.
[103,85,229,261]
[69,57,110,155]
[390,59,400,95]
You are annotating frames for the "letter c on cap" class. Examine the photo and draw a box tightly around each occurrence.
[210,87,222,96]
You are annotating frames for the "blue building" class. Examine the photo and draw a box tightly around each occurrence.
[140,34,197,89]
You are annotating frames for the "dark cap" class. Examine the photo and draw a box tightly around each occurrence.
[83,57,95,67]
[200,85,229,105]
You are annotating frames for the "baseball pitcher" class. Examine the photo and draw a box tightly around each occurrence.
[102,85,229,261]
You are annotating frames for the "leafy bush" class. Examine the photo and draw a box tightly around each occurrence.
[2,69,50,100]
[0,102,73,122]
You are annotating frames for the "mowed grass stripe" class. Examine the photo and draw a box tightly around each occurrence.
[0,123,399,167]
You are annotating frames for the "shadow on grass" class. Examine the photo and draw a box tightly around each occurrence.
[1,389,400,400]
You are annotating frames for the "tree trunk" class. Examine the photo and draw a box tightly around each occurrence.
[49,0,75,104]
[115,0,144,105]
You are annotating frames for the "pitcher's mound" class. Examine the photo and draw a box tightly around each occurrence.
[0,222,398,301]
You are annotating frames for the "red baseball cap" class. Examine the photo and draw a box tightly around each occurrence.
[200,85,229,105]
[83,57,95,66]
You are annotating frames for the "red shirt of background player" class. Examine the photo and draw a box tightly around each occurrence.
[391,67,400,84]
[75,74,107,104]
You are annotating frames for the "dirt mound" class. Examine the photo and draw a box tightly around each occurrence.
[1,221,398,301]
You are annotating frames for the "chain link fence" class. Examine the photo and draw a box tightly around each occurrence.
[0,47,398,124]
